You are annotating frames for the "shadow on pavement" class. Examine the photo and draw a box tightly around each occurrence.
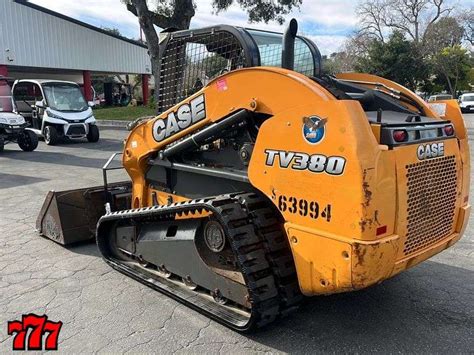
[0,172,49,189]
[250,261,473,353]
[60,138,124,152]
[65,240,101,257]
[0,150,109,169]
[61,237,473,353]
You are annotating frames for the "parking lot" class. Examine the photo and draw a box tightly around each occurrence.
[1,115,473,353]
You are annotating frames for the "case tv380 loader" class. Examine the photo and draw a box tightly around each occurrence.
[37,20,471,331]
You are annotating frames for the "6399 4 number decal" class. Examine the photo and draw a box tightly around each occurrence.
[277,195,332,222]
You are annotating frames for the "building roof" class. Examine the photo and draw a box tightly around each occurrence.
[15,0,147,49]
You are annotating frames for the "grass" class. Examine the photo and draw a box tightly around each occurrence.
[93,106,156,121]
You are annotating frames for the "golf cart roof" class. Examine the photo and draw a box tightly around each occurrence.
[0,76,15,83]
[15,79,80,86]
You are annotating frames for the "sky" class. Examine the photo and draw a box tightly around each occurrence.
[29,0,360,55]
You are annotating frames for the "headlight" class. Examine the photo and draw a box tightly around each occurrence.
[46,110,65,120]
[10,116,25,125]
[0,118,7,124]
[85,112,94,120]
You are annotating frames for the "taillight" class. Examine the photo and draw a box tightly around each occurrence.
[393,130,408,142]
[444,125,454,136]
[376,225,387,236]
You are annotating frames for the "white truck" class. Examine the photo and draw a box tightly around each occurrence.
[459,93,474,113]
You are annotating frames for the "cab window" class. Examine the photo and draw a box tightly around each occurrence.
[246,29,316,76]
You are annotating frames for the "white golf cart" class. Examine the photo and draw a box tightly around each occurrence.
[0,76,38,152]
[12,79,99,145]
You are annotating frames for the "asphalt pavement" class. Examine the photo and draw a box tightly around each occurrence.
[0,115,473,353]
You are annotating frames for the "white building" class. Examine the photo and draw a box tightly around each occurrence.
[0,0,151,102]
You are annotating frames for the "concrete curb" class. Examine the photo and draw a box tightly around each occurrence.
[96,115,156,130]
[96,119,131,129]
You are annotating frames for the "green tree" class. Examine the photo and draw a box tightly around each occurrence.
[100,26,122,37]
[200,55,229,78]
[431,45,471,96]
[357,0,453,43]
[355,31,428,90]
[322,51,356,75]
[422,17,464,55]
[352,0,472,95]
[460,8,473,45]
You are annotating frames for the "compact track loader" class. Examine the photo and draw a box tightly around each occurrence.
[37,20,471,331]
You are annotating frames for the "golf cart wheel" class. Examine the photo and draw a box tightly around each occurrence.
[44,126,59,145]
[18,130,39,152]
[0,137,4,152]
[87,124,100,143]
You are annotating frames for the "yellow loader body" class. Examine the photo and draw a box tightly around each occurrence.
[122,67,470,296]
[36,23,471,330]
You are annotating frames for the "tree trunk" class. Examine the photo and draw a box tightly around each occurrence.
[444,71,454,96]
[129,0,161,112]
[128,0,194,113]
[415,21,419,43]
[453,65,459,97]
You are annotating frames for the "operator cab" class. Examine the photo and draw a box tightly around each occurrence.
[157,20,452,149]
[156,21,321,113]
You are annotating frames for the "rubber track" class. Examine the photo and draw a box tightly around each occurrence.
[96,193,300,331]
[237,193,303,315]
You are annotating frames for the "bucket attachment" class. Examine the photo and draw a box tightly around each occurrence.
[36,182,131,245]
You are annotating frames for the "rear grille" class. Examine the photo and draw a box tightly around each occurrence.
[403,155,457,256]
[67,125,86,136]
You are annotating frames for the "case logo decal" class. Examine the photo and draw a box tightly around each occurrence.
[303,116,327,144]
[417,142,444,160]
[153,94,206,142]
[265,149,346,175]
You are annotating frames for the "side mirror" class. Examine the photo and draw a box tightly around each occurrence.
[35,100,46,109]
[88,101,95,108]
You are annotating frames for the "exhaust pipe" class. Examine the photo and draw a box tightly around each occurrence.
[282,18,298,71]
